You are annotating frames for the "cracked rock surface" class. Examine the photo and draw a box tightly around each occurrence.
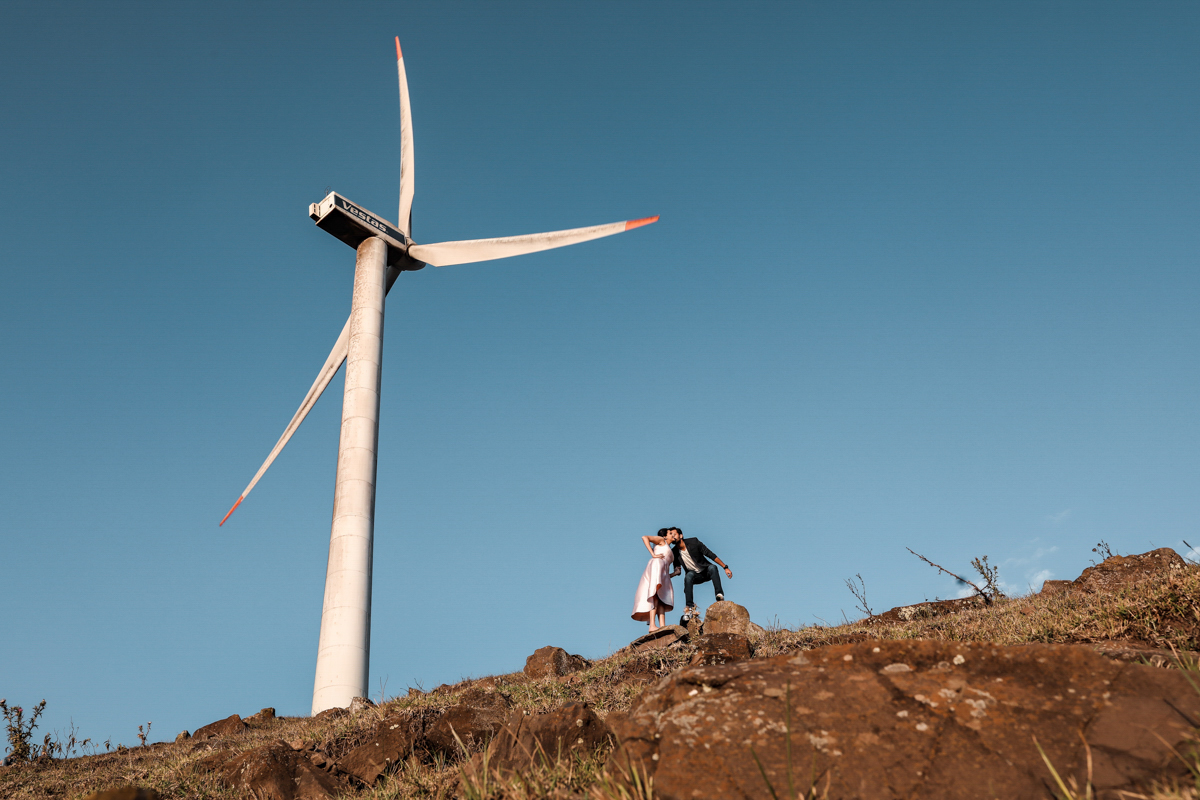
[524,646,589,679]
[217,741,345,800]
[1073,548,1188,593]
[469,702,613,776]
[607,639,1200,800]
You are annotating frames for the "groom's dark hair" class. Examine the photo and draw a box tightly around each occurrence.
[669,527,683,535]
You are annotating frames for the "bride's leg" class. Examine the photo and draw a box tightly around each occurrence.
[648,597,661,632]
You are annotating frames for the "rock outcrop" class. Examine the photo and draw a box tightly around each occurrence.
[1043,548,1189,595]
[690,633,752,666]
[872,595,988,624]
[472,703,613,775]
[244,707,277,726]
[1074,548,1188,592]
[191,713,247,741]
[336,712,424,785]
[348,697,375,716]
[218,740,345,800]
[704,601,752,636]
[524,646,588,679]
[423,688,511,757]
[607,639,1200,799]
[626,625,688,653]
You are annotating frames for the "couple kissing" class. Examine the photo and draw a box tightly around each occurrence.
[631,527,733,632]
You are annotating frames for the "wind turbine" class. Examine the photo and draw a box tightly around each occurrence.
[220,38,657,714]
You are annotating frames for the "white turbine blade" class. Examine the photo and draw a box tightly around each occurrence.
[396,37,415,239]
[407,216,659,267]
[219,267,402,526]
[220,319,351,525]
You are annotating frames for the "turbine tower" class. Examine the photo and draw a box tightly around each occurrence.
[220,38,657,714]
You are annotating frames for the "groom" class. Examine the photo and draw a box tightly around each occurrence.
[668,527,733,612]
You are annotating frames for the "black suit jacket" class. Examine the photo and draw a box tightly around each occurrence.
[670,537,720,574]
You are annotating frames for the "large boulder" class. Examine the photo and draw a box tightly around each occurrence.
[703,601,751,636]
[191,713,247,741]
[1042,548,1189,595]
[218,741,345,800]
[336,712,424,785]
[606,639,1200,800]
[690,633,752,666]
[1073,548,1188,592]
[524,646,589,679]
[423,688,511,756]
[474,703,613,775]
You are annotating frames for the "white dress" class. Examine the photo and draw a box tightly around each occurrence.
[631,543,674,621]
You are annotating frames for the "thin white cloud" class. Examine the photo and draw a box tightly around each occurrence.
[997,543,1060,596]
[1028,569,1053,590]
[1045,509,1072,525]
[1003,545,1059,568]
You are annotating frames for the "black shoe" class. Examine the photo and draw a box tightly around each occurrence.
[715,593,724,601]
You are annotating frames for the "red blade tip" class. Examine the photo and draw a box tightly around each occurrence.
[625,215,659,231]
[219,496,244,527]
[395,37,403,59]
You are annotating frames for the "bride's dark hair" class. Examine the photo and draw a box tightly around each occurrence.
[657,528,670,537]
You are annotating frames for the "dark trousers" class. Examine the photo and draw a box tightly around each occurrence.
[684,564,724,607]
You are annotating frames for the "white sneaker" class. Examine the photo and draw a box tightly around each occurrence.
[715,593,724,601]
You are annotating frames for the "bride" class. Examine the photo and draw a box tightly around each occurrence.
[631,528,679,632]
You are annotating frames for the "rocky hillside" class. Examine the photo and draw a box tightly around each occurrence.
[4,548,1200,800]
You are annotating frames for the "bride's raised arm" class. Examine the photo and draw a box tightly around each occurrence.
[642,534,667,558]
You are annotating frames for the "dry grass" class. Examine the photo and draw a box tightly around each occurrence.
[5,564,1200,799]
[753,564,1200,660]
[0,646,696,800]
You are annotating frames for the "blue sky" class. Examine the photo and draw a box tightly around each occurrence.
[3,0,1200,748]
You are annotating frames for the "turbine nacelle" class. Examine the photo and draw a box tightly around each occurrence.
[309,192,425,271]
